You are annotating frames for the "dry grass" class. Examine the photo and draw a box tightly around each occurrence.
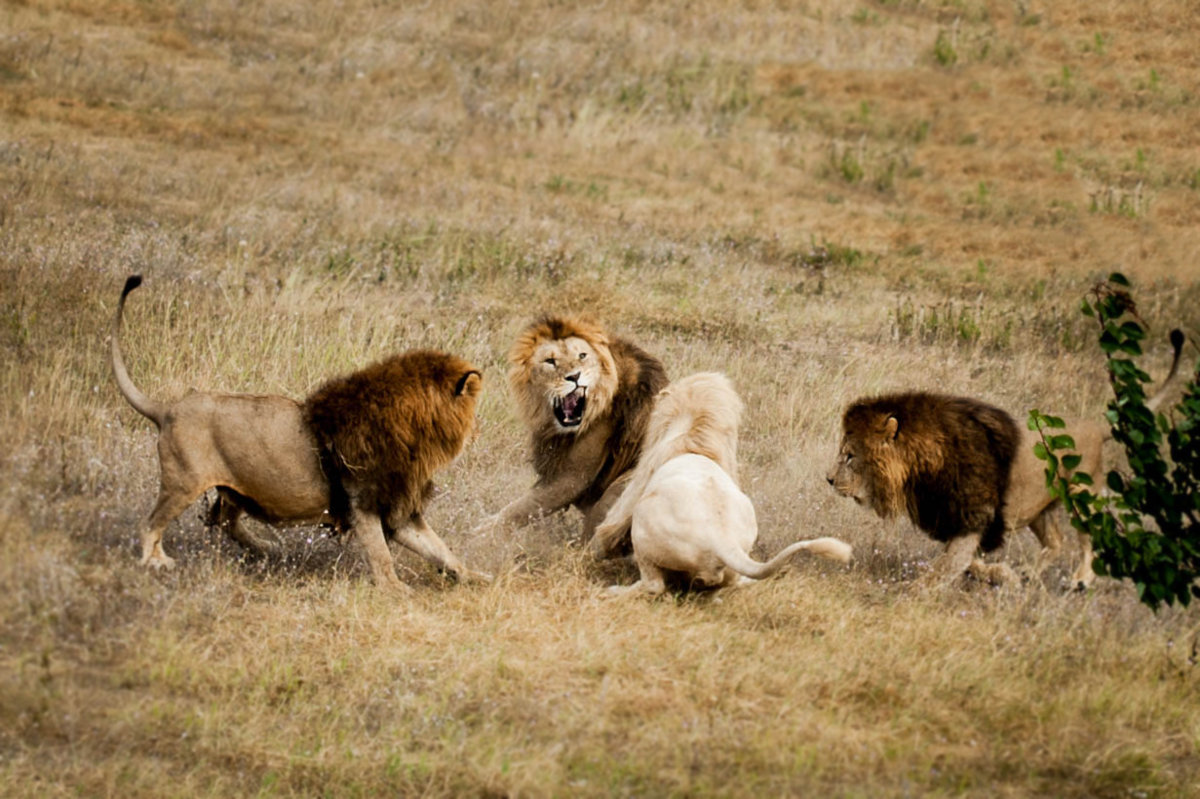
[2,0,1200,795]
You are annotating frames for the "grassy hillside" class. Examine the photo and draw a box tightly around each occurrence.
[2,0,1199,795]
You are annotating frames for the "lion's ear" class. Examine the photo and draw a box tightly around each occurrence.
[455,370,483,398]
[883,415,899,440]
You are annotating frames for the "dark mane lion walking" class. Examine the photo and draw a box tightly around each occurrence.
[827,392,1020,585]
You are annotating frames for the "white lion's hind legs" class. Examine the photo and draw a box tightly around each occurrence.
[605,559,667,598]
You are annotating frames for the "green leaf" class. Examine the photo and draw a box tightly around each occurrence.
[1108,272,1131,287]
[1081,298,1094,318]
[1063,454,1082,470]
[1050,434,1076,450]
[1119,321,1146,340]
[1032,442,1048,460]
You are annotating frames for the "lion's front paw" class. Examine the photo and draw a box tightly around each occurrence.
[461,568,494,585]
[141,552,177,570]
[967,558,1019,587]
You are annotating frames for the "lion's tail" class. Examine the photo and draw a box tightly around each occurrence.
[715,536,853,580]
[1145,329,1186,414]
[111,275,166,427]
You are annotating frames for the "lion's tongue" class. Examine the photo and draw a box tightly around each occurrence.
[562,390,582,419]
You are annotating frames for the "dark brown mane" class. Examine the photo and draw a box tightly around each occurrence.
[844,392,1020,552]
[303,349,481,534]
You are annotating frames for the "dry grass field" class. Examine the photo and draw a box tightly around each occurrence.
[3,0,1200,795]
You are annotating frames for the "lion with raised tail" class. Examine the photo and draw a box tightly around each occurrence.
[111,274,487,590]
[596,372,852,596]
[475,315,668,554]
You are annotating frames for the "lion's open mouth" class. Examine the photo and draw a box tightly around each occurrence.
[553,387,587,427]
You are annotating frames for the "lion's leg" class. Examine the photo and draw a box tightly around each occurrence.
[1070,531,1096,590]
[966,559,1020,586]
[585,473,636,559]
[390,513,491,584]
[1028,510,1062,552]
[141,487,201,569]
[1026,508,1064,576]
[208,488,284,557]
[349,509,407,592]
[635,560,668,596]
[918,532,981,588]
[606,559,667,597]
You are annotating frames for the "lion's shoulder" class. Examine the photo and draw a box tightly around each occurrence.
[588,335,668,494]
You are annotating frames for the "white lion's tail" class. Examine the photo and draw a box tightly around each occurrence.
[713,536,853,580]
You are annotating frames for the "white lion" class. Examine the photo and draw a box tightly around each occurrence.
[595,372,852,596]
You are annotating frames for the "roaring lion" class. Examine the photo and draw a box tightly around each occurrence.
[597,373,852,596]
[112,275,486,590]
[827,334,1184,588]
[475,315,668,555]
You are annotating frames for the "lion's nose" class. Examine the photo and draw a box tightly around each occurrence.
[566,371,581,383]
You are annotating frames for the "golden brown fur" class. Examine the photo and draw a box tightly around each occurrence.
[1001,328,1185,587]
[598,373,851,595]
[475,315,667,553]
[303,349,487,588]
[112,275,486,589]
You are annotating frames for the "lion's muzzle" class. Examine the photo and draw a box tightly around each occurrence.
[554,384,588,428]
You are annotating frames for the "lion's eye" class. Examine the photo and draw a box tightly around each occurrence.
[578,352,587,360]
[845,453,854,464]
[544,358,556,367]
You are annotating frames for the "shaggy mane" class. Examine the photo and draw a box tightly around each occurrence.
[303,349,482,532]
[843,392,1019,552]
[507,315,667,510]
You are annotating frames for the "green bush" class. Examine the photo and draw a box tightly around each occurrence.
[1029,273,1198,609]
